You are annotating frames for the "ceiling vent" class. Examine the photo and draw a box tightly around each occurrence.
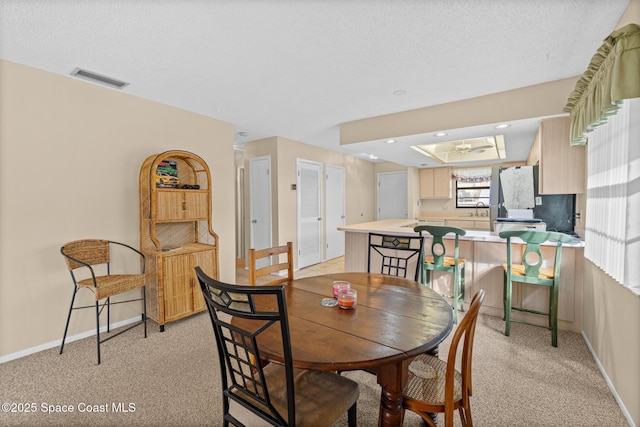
[70,68,129,89]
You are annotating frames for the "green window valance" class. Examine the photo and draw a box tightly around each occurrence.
[563,23,640,145]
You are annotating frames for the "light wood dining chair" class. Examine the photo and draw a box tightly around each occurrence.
[414,225,467,324]
[402,289,485,427]
[500,230,572,347]
[195,267,359,426]
[248,242,294,286]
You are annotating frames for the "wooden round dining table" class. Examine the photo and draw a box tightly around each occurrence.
[234,272,453,427]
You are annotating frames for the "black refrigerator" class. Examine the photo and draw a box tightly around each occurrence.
[489,165,576,234]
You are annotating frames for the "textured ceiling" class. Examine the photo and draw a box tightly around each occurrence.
[0,0,630,167]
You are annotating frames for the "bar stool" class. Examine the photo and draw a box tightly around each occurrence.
[414,225,466,324]
[500,230,572,347]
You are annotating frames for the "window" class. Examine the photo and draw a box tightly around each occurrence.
[456,180,490,208]
[584,97,639,294]
[453,168,492,208]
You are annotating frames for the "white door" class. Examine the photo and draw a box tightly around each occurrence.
[325,164,345,260]
[378,171,408,220]
[297,159,323,268]
[249,156,272,268]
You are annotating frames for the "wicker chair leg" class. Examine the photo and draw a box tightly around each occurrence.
[142,286,148,338]
[106,297,111,333]
[59,286,79,355]
[95,300,101,365]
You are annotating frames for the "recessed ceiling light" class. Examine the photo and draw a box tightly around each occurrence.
[237,131,249,137]
[385,139,397,144]
[435,132,448,137]
[495,123,511,129]
[369,154,379,160]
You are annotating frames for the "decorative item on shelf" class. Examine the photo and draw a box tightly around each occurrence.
[180,184,200,190]
[155,159,179,188]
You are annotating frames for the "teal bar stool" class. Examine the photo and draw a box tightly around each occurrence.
[414,225,466,324]
[500,230,572,347]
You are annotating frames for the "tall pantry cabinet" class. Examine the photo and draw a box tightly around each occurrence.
[139,150,219,331]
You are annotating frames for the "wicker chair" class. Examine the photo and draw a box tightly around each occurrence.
[248,242,294,286]
[60,239,147,364]
[402,289,485,427]
[195,267,359,427]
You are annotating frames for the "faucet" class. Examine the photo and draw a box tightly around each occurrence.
[475,201,486,217]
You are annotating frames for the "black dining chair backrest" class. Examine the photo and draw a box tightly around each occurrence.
[367,233,424,282]
[194,267,359,427]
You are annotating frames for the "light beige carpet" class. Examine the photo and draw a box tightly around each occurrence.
[0,309,629,426]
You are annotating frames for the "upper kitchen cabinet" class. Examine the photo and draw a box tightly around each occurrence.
[420,167,452,199]
[527,117,585,195]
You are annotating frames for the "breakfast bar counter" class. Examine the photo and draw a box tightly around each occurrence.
[338,219,585,333]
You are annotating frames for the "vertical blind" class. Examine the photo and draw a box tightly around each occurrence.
[584,97,639,294]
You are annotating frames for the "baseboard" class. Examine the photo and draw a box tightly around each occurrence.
[0,316,142,364]
[581,330,636,427]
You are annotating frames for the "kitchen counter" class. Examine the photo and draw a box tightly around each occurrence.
[338,219,584,247]
[339,219,585,333]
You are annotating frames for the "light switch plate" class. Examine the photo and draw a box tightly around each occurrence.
[535,196,542,205]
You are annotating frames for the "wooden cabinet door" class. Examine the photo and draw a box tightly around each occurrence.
[419,169,435,198]
[162,254,194,322]
[184,191,208,220]
[433,167,452,198]
[156,191,184,221]
[191,249,216,311]
[535,117,585,195]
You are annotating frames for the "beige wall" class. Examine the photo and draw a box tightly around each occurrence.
[241,136,376,270]
[582,261,640,424]
[0,60,236,358]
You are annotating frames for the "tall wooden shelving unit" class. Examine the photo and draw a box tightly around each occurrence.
[139,150,219,331]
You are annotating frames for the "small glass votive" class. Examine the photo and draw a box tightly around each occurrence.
[337,289,357,310]
[333,281,350,298]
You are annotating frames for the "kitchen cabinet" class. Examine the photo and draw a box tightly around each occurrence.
[139,150,219,331]
[419,167,452,199]
[527,117,585,195]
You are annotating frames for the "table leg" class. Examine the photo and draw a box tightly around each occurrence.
[376,360,409,427]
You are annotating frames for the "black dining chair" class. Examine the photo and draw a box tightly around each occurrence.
[194,267,359,427]
[367,233,424,282]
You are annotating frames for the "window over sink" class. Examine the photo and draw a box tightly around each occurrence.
[454,168,491,208]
